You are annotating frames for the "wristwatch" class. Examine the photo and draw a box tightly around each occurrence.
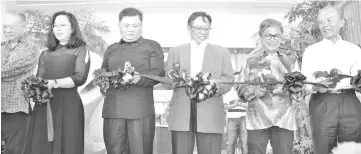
[53,79,59,88]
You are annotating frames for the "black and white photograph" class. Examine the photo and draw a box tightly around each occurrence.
[1,0,361,154]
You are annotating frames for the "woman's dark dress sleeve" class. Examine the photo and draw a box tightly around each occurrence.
[70,47,90,87]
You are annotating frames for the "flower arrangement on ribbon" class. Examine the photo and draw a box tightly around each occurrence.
[282,71,308,101]
[234,72,324,102]
[313,68,352,88]
[167,64,218,102]
[92,61,135,94]
[235,68,361,102]
[314,69,361,92]
[21,75,54,105]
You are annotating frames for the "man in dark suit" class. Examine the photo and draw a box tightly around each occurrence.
[101,7,165,154]
[163,12,234,154]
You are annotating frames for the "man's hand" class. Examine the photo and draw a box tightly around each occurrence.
[47,80,55,90]
[272,86,284,95]
[132,73,141,84]
[100,88,107,97]
[312,77,333,93]
[253,86,267,97]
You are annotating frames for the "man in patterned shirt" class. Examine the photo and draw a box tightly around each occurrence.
[1,11,39,154]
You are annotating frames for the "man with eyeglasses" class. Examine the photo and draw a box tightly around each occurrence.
[301,6,361,154]
[2,11,40,154]
[101,7,165,154]
[163,11,233,154]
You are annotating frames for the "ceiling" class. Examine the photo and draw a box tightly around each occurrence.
[4,0,297,10]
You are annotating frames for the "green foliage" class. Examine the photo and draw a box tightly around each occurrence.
[281,1,336,64]
[293,136,314,154]
[279,25,317,64]
[22,8,110,56]
[284,0,335,42]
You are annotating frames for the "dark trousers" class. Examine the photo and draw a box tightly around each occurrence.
[1,112,29,154]
[103,115,155,154]
[309,91,361,154]
[171,131,222,154]
[247,126,294,154]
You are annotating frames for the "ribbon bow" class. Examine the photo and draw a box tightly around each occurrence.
[167,64,187,87]
[21,75,54,105]
[282,72,307,101]
[167,64,218,102]
[93,61,135,94]
[313,68,351,88]
[283,72,307,94]
[185,72,218,102]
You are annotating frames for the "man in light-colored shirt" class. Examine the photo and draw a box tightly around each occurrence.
[163,12,233,154]
[1,11,39,154]
[301,6,361,154]
[223,72,248,154]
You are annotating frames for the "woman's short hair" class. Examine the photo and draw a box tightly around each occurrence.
[258,19,283,36]
[118,7,143,22]
[187,12,212,26]
[47,11,86,51]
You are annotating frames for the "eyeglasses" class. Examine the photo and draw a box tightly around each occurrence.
[190,25,212,32]
[264,34,282,40]
[53,24,71,29]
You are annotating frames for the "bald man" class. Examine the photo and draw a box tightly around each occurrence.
[301,6,361,154]
[1,11,40,154]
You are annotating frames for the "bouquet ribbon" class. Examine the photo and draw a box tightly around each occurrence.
[313,69,361,91]
[21,76,54,142]
[92,62,135,95]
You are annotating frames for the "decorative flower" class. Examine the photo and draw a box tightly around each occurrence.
[92,61,135,95]
[21,75,54,105]
[167,65,218,102]
[313,68,352,88]
[185,72,218,102]
[167,64,186,87]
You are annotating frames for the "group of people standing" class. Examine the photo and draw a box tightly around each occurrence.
[1,5,360,154]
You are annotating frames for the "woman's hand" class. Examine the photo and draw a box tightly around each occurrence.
[22,90,30,102]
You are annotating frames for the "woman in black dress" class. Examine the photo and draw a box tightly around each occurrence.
[25,11,90,154]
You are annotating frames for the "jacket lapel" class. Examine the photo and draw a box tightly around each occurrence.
[180,43,191,75]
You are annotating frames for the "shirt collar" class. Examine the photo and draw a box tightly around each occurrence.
[2,37,28,49]
[119,36,143,45]
[190,39,208,47]
[3,37,27,45]
[321,35,343,45]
